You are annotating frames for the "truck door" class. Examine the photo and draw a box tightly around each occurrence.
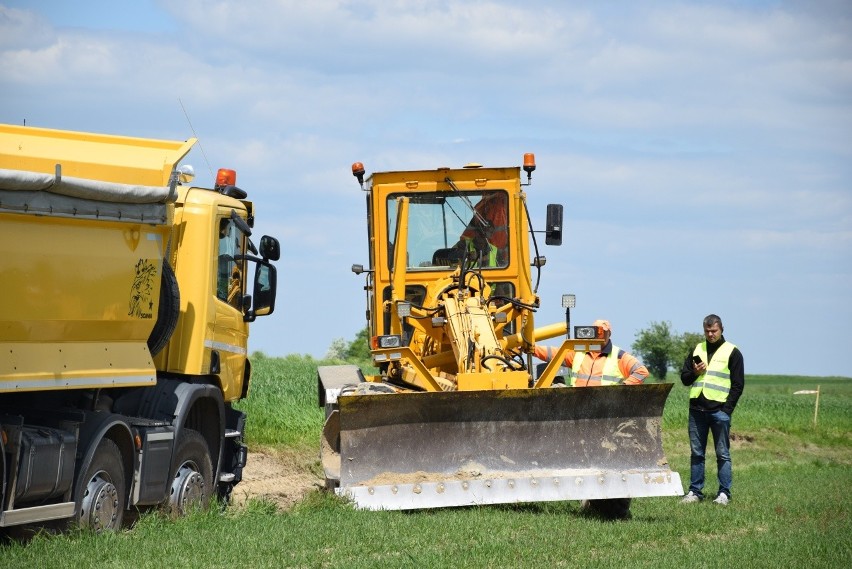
[212,213,249,399]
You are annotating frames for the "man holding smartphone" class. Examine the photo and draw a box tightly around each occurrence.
[680,314,745,505]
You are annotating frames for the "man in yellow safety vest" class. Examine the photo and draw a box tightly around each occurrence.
[679,314,744,506]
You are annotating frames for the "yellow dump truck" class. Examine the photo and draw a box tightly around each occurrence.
[318,156,682,512]
[0,124,279,531]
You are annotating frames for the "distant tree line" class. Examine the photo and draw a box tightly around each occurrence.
[631,321,704,381]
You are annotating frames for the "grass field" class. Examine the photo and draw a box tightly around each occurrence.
[3,355,850,568]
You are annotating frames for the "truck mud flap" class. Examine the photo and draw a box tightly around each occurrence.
[322,383,683,510]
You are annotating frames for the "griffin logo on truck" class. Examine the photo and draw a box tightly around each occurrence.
[128,259,158,319]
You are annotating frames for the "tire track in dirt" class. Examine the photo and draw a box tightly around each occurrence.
[230,450,322,511]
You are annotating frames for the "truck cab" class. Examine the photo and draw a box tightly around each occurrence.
[0,124,278,531]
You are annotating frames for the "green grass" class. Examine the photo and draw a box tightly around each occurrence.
[5,462,850,568]
[3,360,850,568]
[235,353,322,449]
[660,373,852,452]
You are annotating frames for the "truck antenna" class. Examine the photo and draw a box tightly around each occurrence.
[179,97,215,181]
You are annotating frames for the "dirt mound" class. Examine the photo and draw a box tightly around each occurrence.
[230,449,322,511]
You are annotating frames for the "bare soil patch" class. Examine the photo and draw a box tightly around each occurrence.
[230,448,323,511]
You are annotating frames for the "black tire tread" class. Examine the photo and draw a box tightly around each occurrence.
[147,260,180,356]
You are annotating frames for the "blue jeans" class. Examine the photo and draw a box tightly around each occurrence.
[687,408,732,498]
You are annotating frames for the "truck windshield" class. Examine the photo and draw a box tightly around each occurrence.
[387,190,509,270]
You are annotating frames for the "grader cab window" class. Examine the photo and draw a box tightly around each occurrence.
[217,218,246,309]
[386,190,509,270]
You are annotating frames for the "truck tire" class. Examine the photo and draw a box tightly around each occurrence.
[166,428,213,517]
[76,439,126,533]
[147,260,180,357]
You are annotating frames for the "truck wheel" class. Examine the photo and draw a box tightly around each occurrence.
[77,439,126,533]
[147,260,180,357]
[166,428,213,517]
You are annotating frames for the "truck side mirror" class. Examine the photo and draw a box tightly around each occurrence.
[245,261,277,321]
[545,204,563,246]
[259,235,280,261]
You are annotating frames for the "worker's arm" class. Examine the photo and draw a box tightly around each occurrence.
[618,351,648,384]
[533,345,574,366]
[680,352,698,386]
[722,348,745,415]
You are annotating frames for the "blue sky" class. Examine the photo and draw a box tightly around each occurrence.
[2,1,850,376]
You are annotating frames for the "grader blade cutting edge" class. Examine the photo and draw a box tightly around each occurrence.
[323,382,683,510]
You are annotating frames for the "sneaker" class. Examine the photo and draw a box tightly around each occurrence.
[713,493,730,505]
[681,491,701,504]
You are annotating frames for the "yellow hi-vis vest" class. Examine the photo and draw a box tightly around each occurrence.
[571,348,624,386]
[463,237,498,267]
[690,341,736,402]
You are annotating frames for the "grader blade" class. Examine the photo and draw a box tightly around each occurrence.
[322,382,683,510]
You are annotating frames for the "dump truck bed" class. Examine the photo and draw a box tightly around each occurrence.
[0,124,195,393]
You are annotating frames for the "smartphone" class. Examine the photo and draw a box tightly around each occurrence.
[692,355,703,365]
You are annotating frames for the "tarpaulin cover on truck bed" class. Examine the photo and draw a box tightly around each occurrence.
[0,169,173,203]
[0,169,172,223]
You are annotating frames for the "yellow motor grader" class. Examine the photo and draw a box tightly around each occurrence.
[318,155,682,510]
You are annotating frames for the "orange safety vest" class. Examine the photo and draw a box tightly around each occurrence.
[534,344,647,386]
[571,350,624,386]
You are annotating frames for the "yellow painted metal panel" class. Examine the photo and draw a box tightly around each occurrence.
[0,123,195,186]
[0,213,169,344]
[0,341,155,392]
[456,370,529,390]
